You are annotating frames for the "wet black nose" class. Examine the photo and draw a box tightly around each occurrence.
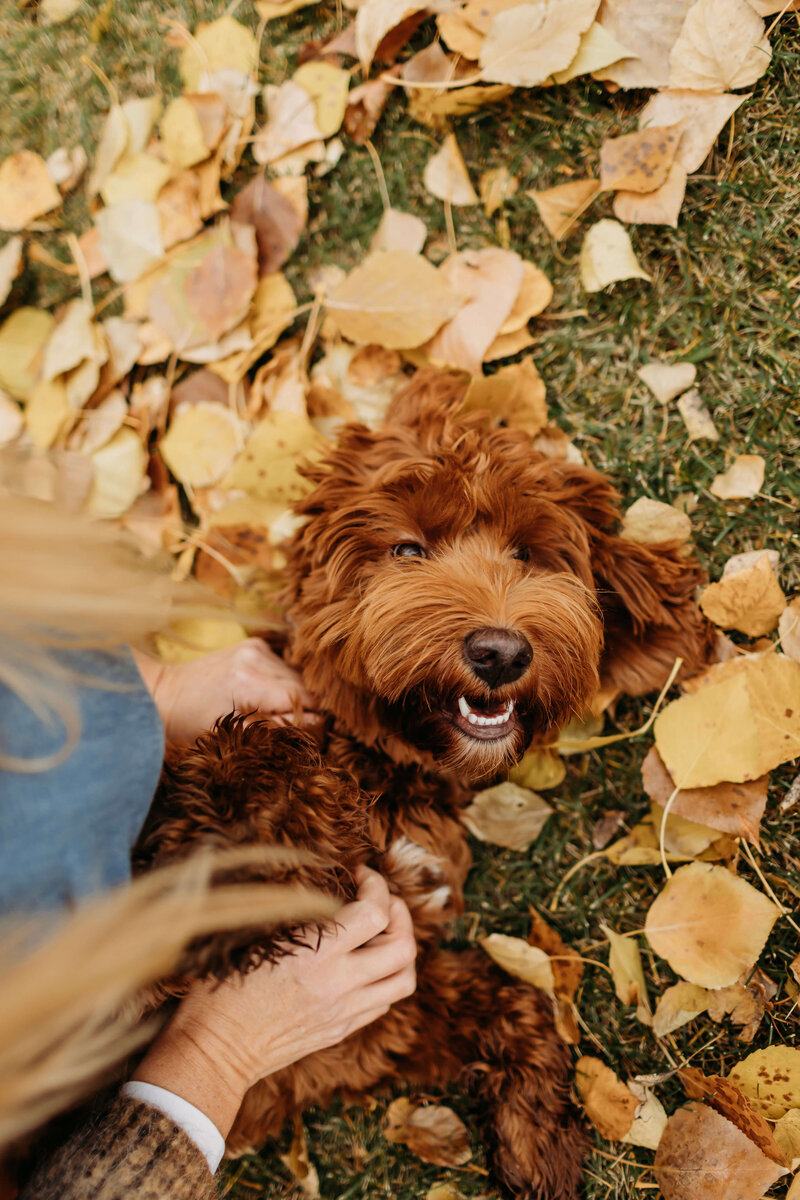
[463,627,533,688]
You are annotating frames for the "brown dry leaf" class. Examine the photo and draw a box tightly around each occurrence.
[574,1057,638,1141]
[230,174,306,277]
[637,359,696,404]
[480,933,555,992]
[593,0,697,88]
[279,1113,320,1199]
[600,123,684,194]
[155,617,249,663]
[552,20,633,81]
[95,199,165,285]
[580,219,650,291]
[613,163,688,227]
[326,250,462,349]
[653,981,712,1037]
[179,16,258,90]
[699,554,785,637]
[184,240,258,344]
[508,746,566,790]
[480,0,600,86]
[160,402,245,488]
[591,810,626,850]
[480,166,519,218]
[710,454,766,500]
[460,356,548,438]
[676,387,718,441]
[423,248,524,374]
[682,1066,788,1155]
[644,862,780,988]
[529,178,600,241]
[0,237,23,305]
[0,308,55,400]
[0,151,62,232]
[369,208,427,254]
[461,781,552,851]
[293,62,350,138]
[382,1098,471,1168]
[602,924,652,1023]
[779,596,800,662]
[641,746,768,844]
[254,81,323,166]
[499,262,552,332]
[653,1101,786,1200]
[729,1047,800,1120]
[639,90,748,174]
[355,0,429,69]
[620,497,692,545]
[424,134,479,207]
[528,909,583,1044]
[706,977,770,1043]
[85,427,148,519]
[223,410,326,504]
[669,0,771,90]
[343,76,395,144]
[347,345,402,388]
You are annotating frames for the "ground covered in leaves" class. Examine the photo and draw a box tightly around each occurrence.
[2,2,800,1198]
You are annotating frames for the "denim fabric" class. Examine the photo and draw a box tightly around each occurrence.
[0,647,164,916]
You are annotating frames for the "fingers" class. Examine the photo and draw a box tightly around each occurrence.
[352,961,418,1021]
[235,640,316,713]
[352,896,417,980]
[332,867,392,951]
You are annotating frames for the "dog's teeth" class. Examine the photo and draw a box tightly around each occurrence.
[458,696,472,718]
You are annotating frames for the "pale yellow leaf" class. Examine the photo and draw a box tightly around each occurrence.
[0,237,24,306]
[0,151,61,232]
[423,134,478,206]
[436,9,484,59]
[223,410,326,504]
[480,933,556,992]
[256,0,316,16]
[480,0,600,86]
[40,0,82,23]
[95,199,165,285]
[326,250,462,349]
[461,781,553,850]
[602,925,651,1023]
[669,0,771,90]
[85,427,147,519]
[710,454,765,500]
[621,497,692,545]
[480,166,519,217]
[529,178,600,240]
[639,90,748,174]
[87,104,129,199]
[778,596,800,662]
[507,746,565,790]
[645,862,780,988]
[773,1109,800,1168]
[637,359,696,403]
[622,1080,668,1151]
[67,389,128,456]
[46,144,88,192]
[293,62,350,139]
[160,402,245,488]
[121,95,163,156]
[180,16,258,91]
[483,326,534,361]
[580,219,651,291]
[652,981,712,1037]
[552,20,633,81]
[593,0,696,88]
[41,299,96,381]
[0,307,55,401]
[499,262,552,332]
[676,386,718,441]
[161,97,211,169]
[155,617,249,663]
[24,379,72,448]
[729,1047,800,1120]
[641,746,768,844]
[369,208,427,254]
[460,356,549,438]
[613,162,687,227]
[699,554,785,637]
[254,81,323,166]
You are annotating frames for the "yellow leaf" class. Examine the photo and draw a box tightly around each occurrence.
[642,746,768,845]
[710,454,766,500]
[676,386,719,441]
[613,162,688,228]
[293,62,350,139]
[639,89,748,174]
[779,596,800,662]
[369,208,427,255]
[461,781,552,851]
[209,272,297,384]
[180,16,258,91]
[87,103,129,199]
[0,390,23,446]
[253,81,323,167]
[101,153,173,207]
[223,410,326,504]
[622,1080,668,1151]
[161,97,212,169]
[0,307,55,400]
[645,862,780,988]
[436,8,484,59]
[600,123,685,194]
[552,21,634,82]
[326,250,462,349]
[460,356,548,438]
[668,0,771,90]
[480,933,555,992]
[423,247,524,374]
[480,166,519,217]
[652,981,712,1037]
[408,83,513,129]
[85,427,147,519]
[41,299,96,381]
[602,924,651,1023]
[480,0,599,85]
[729,1047,800,1120]
[355,0,428,70]
[499,262,552,333]
[529,178,600,240]
[655,652,800,786]
[699,553,785,637]
[0,236,23,306]
[25,378,73,448]
[256,0,315,16]
[423,134,479,206]
[0,151,61,232]
[160,402,245,488]
[574,1057,638,1141]
[483,326,534,361]
[637,359,696,404]
[40,0,82,22]
[155,617,249,663]
[620,497,692,545]
[121,95,163,156]
[773,1109,800,1168]
[507,745,565,790]
[580,219,651,291]
[95,199,165,285]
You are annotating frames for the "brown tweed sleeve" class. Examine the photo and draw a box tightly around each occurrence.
[20,1094,219,1200]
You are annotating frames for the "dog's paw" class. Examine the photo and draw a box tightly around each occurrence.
[382,835,454,915]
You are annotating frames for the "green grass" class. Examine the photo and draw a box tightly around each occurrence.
[2,3,800,1197]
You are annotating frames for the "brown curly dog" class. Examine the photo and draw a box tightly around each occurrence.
[135,369,713,1199]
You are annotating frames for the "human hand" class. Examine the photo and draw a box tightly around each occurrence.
[132,867,417,1137]
[132,638,316,744]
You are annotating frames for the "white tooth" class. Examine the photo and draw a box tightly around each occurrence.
[458,696,471,718]
[467,712,479,725]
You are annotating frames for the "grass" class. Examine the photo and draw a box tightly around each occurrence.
[2,2,800,1197]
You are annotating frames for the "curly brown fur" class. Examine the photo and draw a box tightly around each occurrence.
[137,368,713,1199]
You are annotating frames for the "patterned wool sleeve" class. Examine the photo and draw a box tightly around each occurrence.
[19,1094,219,1200]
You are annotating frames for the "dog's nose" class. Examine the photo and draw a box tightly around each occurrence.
[463,628,533,688]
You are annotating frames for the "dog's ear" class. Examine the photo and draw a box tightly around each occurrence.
[384,368,472,441]
[532,460,714,696]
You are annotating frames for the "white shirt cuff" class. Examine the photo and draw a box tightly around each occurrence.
[121,1081,226,1173]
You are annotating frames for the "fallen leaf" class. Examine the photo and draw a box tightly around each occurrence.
[552,20,633,82]
[529,178,600,240]
[344,75,395,144]
[480,166,519,217]
[39,0,82,22]
[676,387,718,441]
[24,378,73,448]
[699,554,785,637]
[423,248,524,374]
[184,240,258,344]
[613,163,688,227]
[67,389,128,456]
[706,977,771,1043]
[603,924,652,1023]
[637,359,697,404]
[437,8,484,59]
[679,1066,787,1164]
[729,1047,800,1120]
[279,1112,320,1198]
[230,174,306,277]
[600,123,684,194]
[41,299,96,381]
[425,1184,460,1200]
[773,1109,800,1168]
[161,97,214,169]
[254,81,323,166]
[0,151,62,231]
[460,356,548,438]
[86,103,129,199]
[480,933,555,992]
[461,781,553,850]
[46,144,88,192]
[638,90,748,173]
[424,134,479,206]
[641,746,768,843]
[0,237,24,305]
[580,219,651,292]
[85,427,148,519]
[293,61,350,138]
[653,1101,786,1200]
[0,307,55,400]
[179,16,258,91]
[160,402,245,487]
[326,250,462,349]
[121,94,163,155]
[528,909,583,1044]
[483,327,535,361]
[355,0,429,69]
[621,496,692,545]
[256,0,315,16]
[409,83,513,130]
[480,0,600,86]
[574,1057,638,1141]
[653,981,712,1037]
[382,1098,471,1168]
[369,208,427,254]
[0,389,23,446]
[623,1080,669,1151]
[669,0,771,90]
[778,596,800,662]
[649,801,723,858]
[591,810,626,850]
[100,152,173,208]
[95,198,165,285]
[346,344,402,388]
[223,410,326,504]
[155,616,249,663]
[644,862,780,988]
[499,262,553,332]
[710,454,766,500]
[593,0,697,88]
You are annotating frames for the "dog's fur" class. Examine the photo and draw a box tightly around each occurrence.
[135,370,713,1199]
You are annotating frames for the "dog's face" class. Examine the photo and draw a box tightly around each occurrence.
[285,371,711,781]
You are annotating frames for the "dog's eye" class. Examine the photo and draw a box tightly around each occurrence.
[512,546,531,563]
[392,543,427,560]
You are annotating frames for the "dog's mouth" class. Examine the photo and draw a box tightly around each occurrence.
[446,694,518,741]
